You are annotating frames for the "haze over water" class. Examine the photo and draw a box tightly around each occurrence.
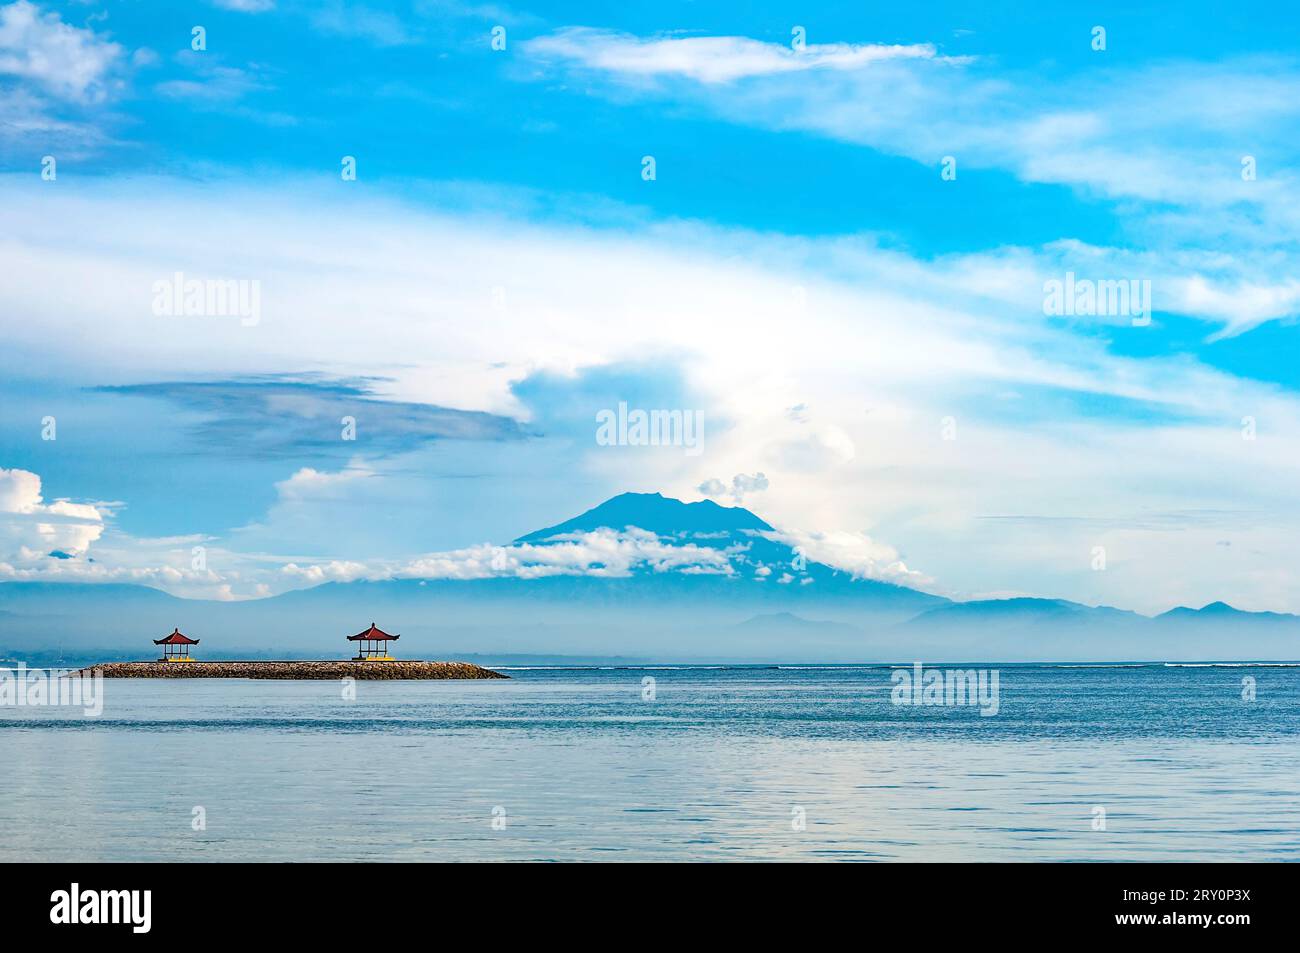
[3,665,1297,862]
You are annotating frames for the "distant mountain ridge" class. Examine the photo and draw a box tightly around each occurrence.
[1156,601,1298,623]
[1,492,1297,662]
[905,597,1143,627]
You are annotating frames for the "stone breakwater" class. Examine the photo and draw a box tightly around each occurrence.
[79,661,508,680]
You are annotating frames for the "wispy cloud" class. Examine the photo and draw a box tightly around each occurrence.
[155,59,267,103]
[521,28,1290,211]
[310,1,417,47]
[152,53,301,126]
[519,28,1300,340]
[523,28,959,84]
[212,0,276,12]
[96,376,530,459]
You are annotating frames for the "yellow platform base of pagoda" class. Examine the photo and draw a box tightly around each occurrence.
[161,656,196,663]
[354,655,395,662]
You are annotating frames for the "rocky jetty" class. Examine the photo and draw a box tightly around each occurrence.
[79,660,508,680]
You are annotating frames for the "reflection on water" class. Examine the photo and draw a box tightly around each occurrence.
[2,665,1297,861]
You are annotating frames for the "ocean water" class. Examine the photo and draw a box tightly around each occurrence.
[2,664,1297,862]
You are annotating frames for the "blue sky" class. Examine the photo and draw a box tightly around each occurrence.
[1,1,1299,612]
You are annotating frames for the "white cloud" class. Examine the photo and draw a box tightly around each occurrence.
[1177,274,1300,342]
[698,472,768,502]
[697,477,726,497]
[523,28,955,84]
[274,465,376,502]
[0,467,40,512]
[213,0,275,11]
[394,528,737,580]
[0,1,124,102]
[762,527,931,589]
[281,559,370,584]
[0,467,104,561]
[0,517,291,600]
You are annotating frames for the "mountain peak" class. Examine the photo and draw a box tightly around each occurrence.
[1159,601,1240,618]
[1198,601,1236,613]
[515,491,773,543]
[1156,601,1297,623]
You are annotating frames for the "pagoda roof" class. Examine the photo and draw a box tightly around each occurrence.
[154,628,199,645]
[347,623,399,642]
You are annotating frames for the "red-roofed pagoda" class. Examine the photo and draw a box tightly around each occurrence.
[348,623,400,661]
[154,627,199,662]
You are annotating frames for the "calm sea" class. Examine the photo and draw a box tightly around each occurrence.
[2,664,1297,862]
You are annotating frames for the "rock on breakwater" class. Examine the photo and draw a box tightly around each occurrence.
[79,661,508,680]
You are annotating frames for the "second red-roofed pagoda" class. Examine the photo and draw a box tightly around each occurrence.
[154,627,199,662]
[348,623,400,661]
